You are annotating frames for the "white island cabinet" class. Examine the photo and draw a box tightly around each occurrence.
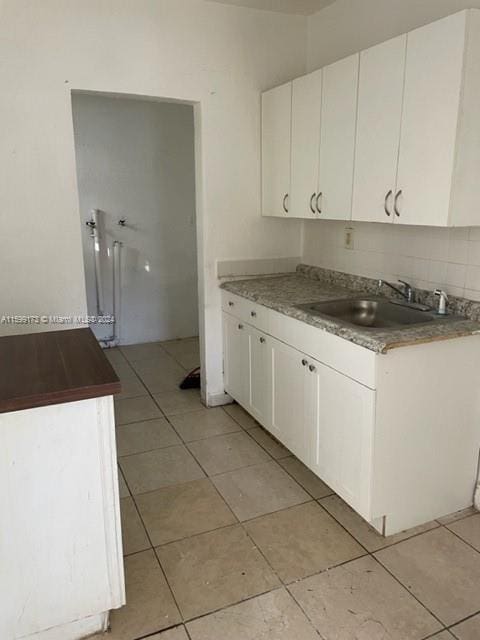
[0,329,124,640]
[222,291,480,535]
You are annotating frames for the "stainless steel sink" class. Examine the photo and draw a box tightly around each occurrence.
[296,298,445,329]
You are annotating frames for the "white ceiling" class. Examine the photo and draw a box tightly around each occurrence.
[208,0,336,16]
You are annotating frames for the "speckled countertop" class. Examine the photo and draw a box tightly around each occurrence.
[220,265,480,353]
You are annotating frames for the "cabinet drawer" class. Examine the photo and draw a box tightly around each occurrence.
[221,291,269,332]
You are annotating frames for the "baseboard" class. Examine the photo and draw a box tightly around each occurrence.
[206,391,233,407]
[19,612,109,640]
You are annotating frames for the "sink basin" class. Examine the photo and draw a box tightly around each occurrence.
[297,298,443,329]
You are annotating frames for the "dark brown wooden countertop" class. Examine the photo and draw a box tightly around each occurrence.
[0,328,121,414]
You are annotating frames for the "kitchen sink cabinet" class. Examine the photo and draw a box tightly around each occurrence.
[221,290,480,535]
[309,360,375,518]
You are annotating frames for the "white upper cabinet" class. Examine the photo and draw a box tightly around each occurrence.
[395,12,467,226]
[261,81,292,217]
[351,35,406,223]
[290,70,323,218]
[318,53,359,220]
[262,9,480,226]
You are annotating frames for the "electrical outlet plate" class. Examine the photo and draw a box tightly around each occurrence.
[344,227,354,250]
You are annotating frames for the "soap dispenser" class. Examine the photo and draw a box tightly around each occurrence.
[434,289,449,315]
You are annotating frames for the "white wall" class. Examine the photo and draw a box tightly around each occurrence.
[302,221,480,300]
[307,0,480,69]
[72,93,198,345]
[0,0,306,403]
[303,0,480,300]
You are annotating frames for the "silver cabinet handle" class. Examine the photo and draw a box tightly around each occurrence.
[283,193,289,213]
[260,337,266,344]
[238,324,244,330]
[310,193,316,214]
[394,189,402,217]
[301,359,308,366]
[316,192,322,214]
[250,311,257,317]
[228,301,234,307]
[309,364,317,373]
[384,190,393,217]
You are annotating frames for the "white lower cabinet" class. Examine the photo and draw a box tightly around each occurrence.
[308,361,375,518]
[270,337,310,464]
[249,326,272,426]
[222,292,480,535]
[223,313,250,407]
[223,307,374,520]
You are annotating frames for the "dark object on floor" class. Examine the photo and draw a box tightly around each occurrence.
[180,367,201,390]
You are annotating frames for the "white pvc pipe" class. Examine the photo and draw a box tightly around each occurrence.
[91,209,105,317]
[100,240,122,348]
[112,240,122,344]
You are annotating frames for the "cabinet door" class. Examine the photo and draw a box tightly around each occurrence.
[394,13,466,226]
[318,54,359,220]
[261,82,292,217]
[311,360,375,518]
[249,327,272,428]
[290,70,323,218]
[223,313,250,407]
[270,337,308,462]
[352,35,407,223]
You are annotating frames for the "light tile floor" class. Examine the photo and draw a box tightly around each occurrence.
[96,339,480,640]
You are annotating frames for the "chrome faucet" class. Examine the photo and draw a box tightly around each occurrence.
[378,279,415,303]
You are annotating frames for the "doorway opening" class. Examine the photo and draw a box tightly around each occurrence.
[71,91,199,363]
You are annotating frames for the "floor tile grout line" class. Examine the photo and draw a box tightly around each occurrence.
[279,463,336,501]
[242,423,293,462]
[118,464,132,498]
[446,607,480,633]
[372,551,448,630]
[286,499,448,634]
[220,403,258,431]
[135,496,319,550]
[285,579,334,639]
[116,414,170,429]
[148,519,242,551]
[318,497,443,554]
[436,509,477,526]
[238,497,314,526]
[133,622,189,640]
[123,339,196,372]
[117,441,184,460]
[443,521,480,556]
[178,585,289,627]
[152,541,288,625]
[126,487,185,625]
[286,556,447,640]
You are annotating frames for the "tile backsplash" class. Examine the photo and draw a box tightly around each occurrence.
[302,220,480,301]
